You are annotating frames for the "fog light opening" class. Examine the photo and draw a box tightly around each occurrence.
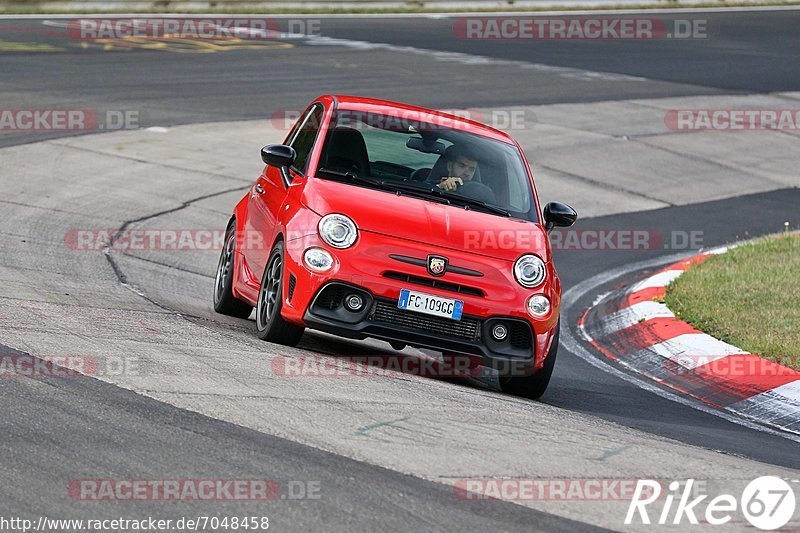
[344,293,364,312]
[492,324,508,341]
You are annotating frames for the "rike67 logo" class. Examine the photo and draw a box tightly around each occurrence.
[626,477,796,530]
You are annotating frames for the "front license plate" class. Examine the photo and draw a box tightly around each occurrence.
[397,289,463,320]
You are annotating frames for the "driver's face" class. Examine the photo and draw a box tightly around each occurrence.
[447,155,478,181]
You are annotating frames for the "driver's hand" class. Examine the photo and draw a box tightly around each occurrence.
[438,177,463,192]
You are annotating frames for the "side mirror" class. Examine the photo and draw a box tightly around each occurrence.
[261,144,296,168]
[543,202,578,232]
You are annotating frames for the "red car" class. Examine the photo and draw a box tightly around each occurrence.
[213,95,576,398]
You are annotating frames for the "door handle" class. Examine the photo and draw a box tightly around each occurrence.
[255,184,265,194]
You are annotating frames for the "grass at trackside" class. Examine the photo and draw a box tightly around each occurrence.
[665,232,800,369]
[2,1,800,13]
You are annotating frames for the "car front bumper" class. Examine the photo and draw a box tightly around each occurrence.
[280,231,560,374]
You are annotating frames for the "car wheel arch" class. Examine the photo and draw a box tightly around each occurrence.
[270,231,285,251]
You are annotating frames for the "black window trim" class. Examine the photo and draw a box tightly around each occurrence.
[286,102,325,185]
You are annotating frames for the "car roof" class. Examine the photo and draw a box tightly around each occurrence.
[327,94,516,145]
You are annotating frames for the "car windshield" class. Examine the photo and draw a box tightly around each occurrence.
[315,110,538,221]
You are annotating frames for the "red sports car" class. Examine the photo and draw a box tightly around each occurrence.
[213,95,576,398]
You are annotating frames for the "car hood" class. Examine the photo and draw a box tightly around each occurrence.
[301,178,549,262]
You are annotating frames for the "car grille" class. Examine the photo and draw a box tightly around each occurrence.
[382,271,484,297]
[288,274,297,303]
[371,300,481,341]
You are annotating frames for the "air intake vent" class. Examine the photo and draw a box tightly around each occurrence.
[508,321,532,350]
[288,274,297,303]
[382,271,484,297]
[372,300,481,341]
[315,284,347,309]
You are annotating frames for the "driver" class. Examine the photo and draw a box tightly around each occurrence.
[436,145,478,192]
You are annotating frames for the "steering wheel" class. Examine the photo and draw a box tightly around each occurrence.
[456,180,497,204]
[409,167,432,182]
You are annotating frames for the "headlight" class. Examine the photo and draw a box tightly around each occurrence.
[318,214,358,249]
[304,247,334,272]
[514,254,546,288]
[527,294,551,318]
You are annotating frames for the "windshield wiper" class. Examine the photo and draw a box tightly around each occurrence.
[444,192,511,217]
[390,181,510,216]
[318,169,452,204]
[316,167,405,193]
[374,181,451,204]
[317,167,373,185]
[371,180,510,216]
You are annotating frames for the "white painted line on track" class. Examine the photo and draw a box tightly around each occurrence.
[629,269,683,292]
[600,300,674,335]
[729,381,800,432]
[649,333,746,369]
[766,380,800,403]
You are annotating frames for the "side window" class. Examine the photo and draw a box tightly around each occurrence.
[290,105,324,175]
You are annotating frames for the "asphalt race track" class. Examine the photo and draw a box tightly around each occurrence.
[1,10,799,531]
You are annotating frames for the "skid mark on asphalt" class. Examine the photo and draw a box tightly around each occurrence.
[102,183,248,288]
[354,416,634,460]
[116,252,217,280]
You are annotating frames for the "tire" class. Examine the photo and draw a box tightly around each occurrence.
[255,241,305,346]
[213,223,253,319]
[499,320,559,400]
